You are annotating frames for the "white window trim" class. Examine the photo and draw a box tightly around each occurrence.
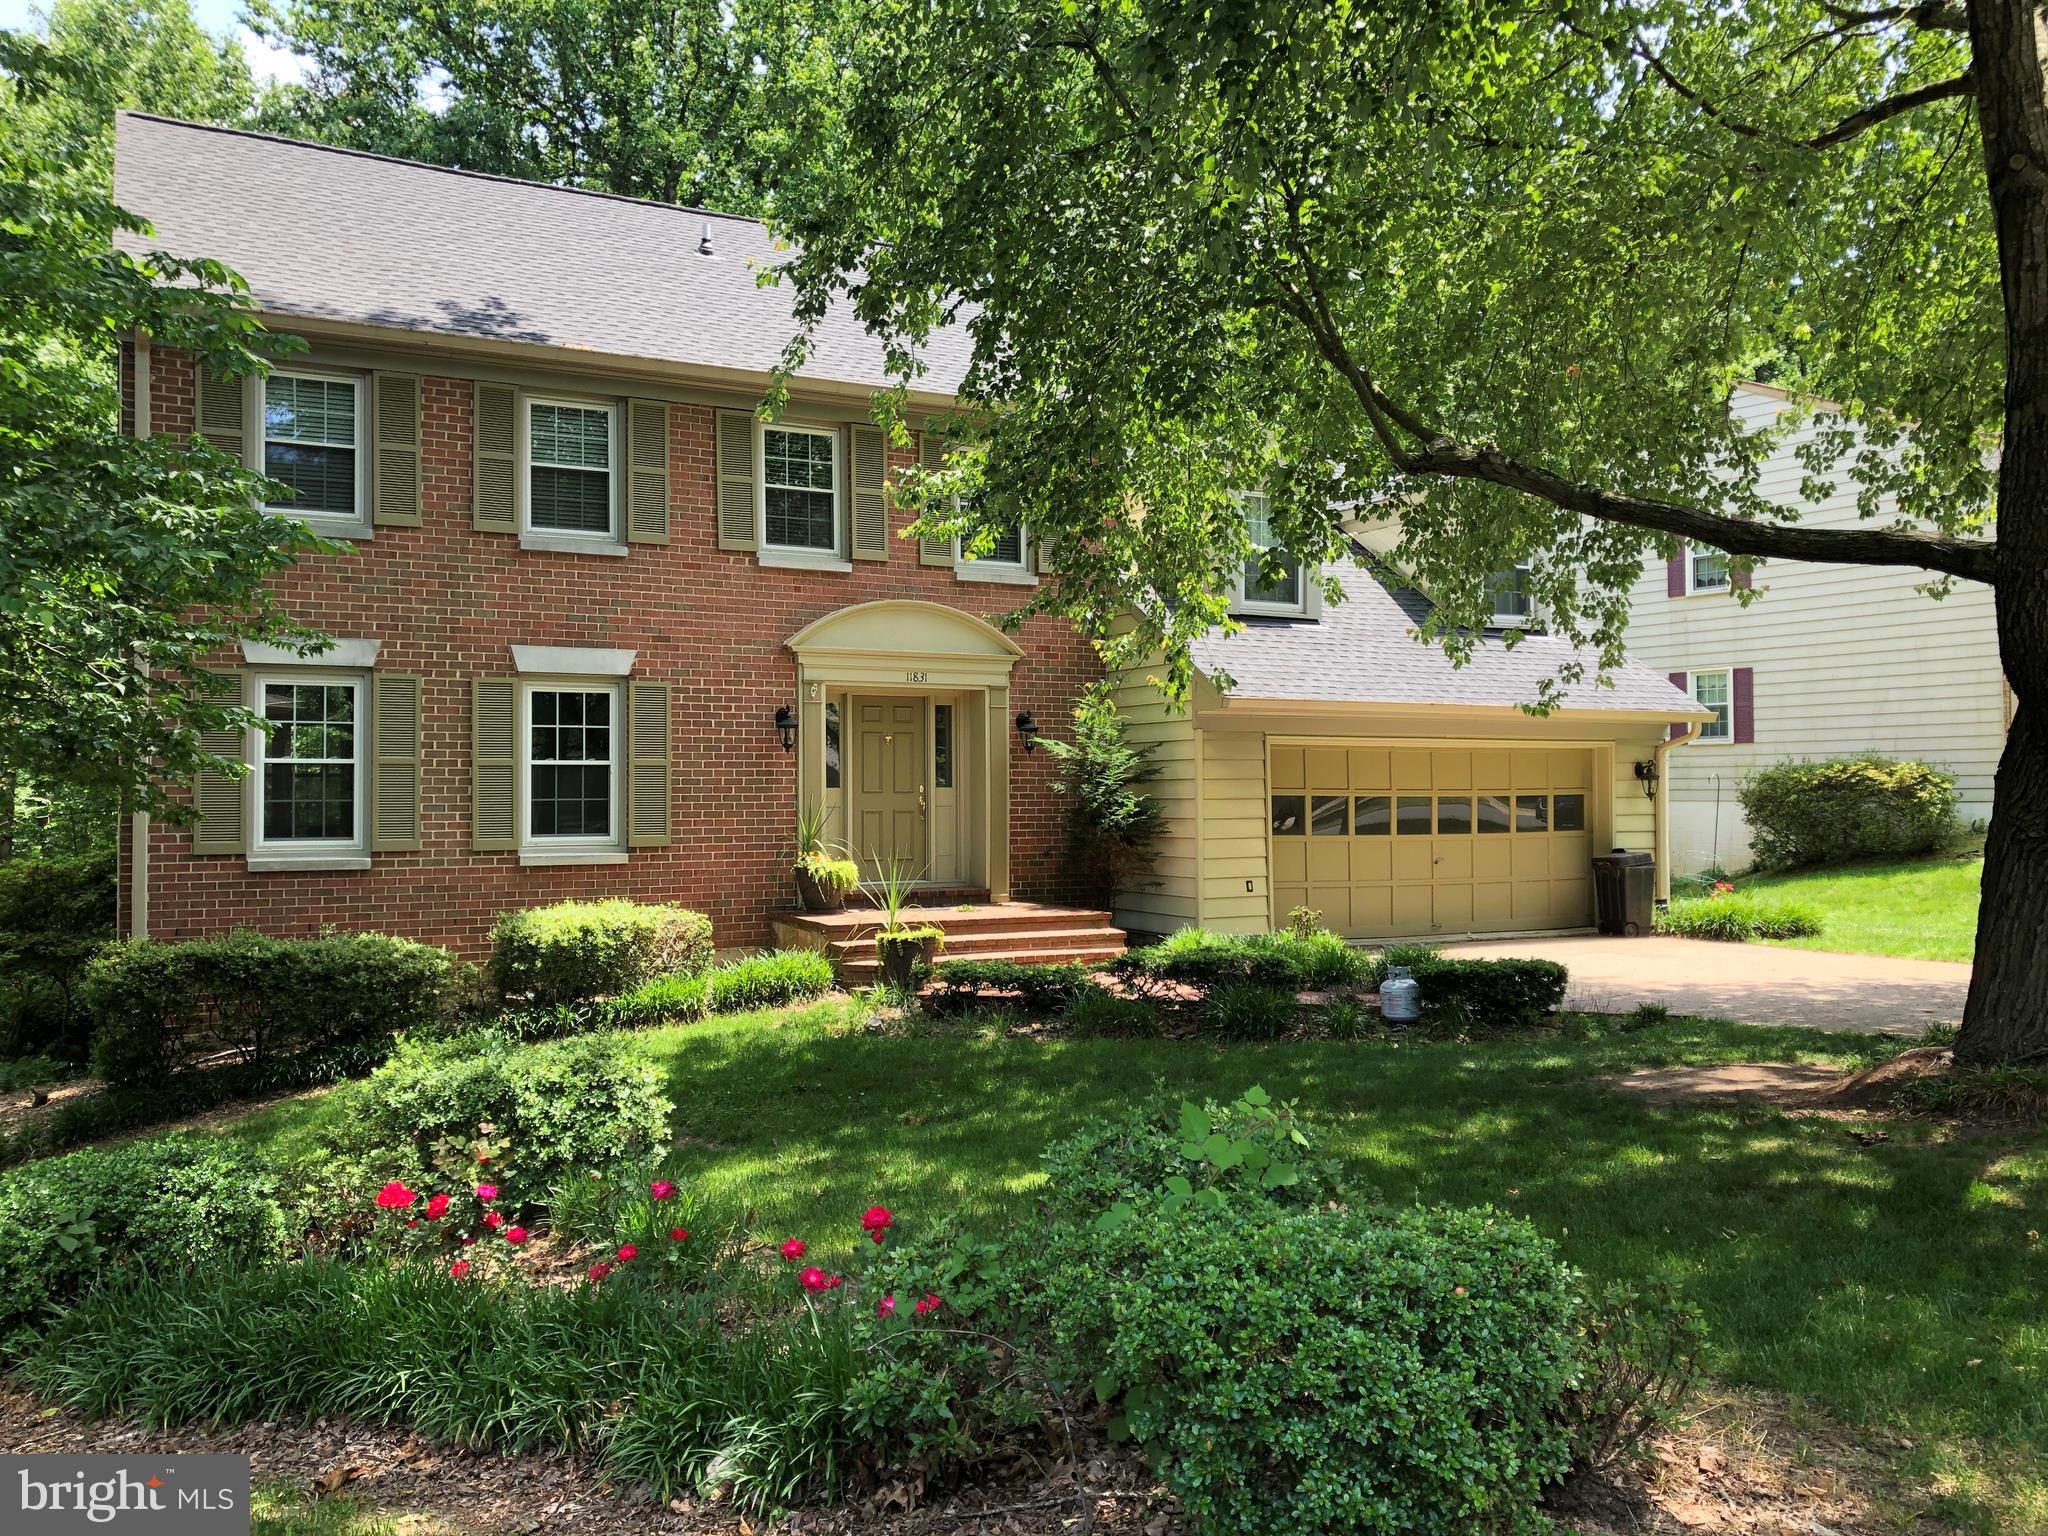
[1230,490,1315,618]
[517,679,625,860]
[247,669,370,860]
[954,507,1037,586]
[1689,665,1735,745]
[1488,563,1534,628]
[519,395,623,548]
[260,368,370,536]
[756,420,846,564]
[1687,545,1732,595]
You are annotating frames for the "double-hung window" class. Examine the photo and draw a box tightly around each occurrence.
[263,372,365,530]
[1691,668,1733,743]
[255,677,365,852]
[1238,492,1306,615]
[526,399,618,540]
[524,685,620,846]
[762,425,841,555]
[1487,564,1534,626]
[955,495,1032,582]
[1689,546,1732,593]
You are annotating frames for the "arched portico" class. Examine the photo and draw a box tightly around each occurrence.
[786,601,1025,898]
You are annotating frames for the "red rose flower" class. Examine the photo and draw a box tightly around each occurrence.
[779,1238,806,1263]
[449,1260,471,1280]
[799,1266,828,1293]
[424,1193,451,1221]
[483,1210,505,1230]
[860,1205,894,1243]
[374,1180,416,1211]
[406,1219,419,1229]
[823,1273,845,1290]
[617,1244,638,1262]
[649,1179,676,1200]
[670,1227,690,1242]
[913,1293,942,1317]
[588,1261,613,1283]
[504,1225,529,1244]
[474,1183,498,1201]
[461,1235,477,1247]
[876,1295,897,1319]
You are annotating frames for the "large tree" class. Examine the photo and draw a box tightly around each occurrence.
[771,0,2039,1063]
[0,29,326,826]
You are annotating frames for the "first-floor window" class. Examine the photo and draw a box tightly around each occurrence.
[258,678,361,845]
[1691,668,1733,742]
[527,686,617,840]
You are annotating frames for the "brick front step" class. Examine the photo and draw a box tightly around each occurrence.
[772,899,1127,982]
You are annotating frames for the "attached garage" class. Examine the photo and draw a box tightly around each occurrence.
[1111,561,1709,942]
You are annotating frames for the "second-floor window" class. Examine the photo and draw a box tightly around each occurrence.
[763,425,840,554]
[1691,668,1733,742]
[263,372,364,528]
[1240,493,1305,614]
[1689,546,1731,593]
[1486,564,1533,626]
[526,400,617,538]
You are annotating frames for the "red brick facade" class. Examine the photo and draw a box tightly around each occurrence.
[119,348,1102,959]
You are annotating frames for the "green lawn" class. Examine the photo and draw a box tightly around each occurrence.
[224,1000,2047,1529]
[1744,851,1983,963]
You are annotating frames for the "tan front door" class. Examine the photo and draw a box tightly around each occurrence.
[851,696,927,878]
[1269,745,1596,939]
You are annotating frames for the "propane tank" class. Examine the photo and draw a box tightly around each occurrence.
[1378,964,1422,1024]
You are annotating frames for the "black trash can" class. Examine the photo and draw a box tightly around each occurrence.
[1590,851,1656,936]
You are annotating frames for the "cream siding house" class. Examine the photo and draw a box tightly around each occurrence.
[1114,561,1703,941]
[1622,384,2008,876]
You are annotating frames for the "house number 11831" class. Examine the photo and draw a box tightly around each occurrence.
[905,671,929,683]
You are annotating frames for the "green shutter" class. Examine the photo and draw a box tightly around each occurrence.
[197,367,250,466]
[370,673,423,851]
[472,678,518,851]
[473,382,517,534]
[372,372,423,527]
[626,399,671,544]
[191,722,248,855]
[627,682,672,848]
[849,424,889,561]
[1034,529,1052,576]
[715,409,756,550]
[918,430,952,565]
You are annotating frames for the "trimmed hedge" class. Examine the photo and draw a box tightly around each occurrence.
[1371,946,1569,1032]
[351,1031,671,1202]
[926,959,1102,1015]
[81,932,455,1088]
[1739,755,1957,868]
[489,900,712,1004]
[1038,1202,1580,1535]
[0,1136,287,1336]
[1113,927,1373,993]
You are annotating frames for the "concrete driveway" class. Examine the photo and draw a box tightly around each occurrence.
[1437,934,1969,1036]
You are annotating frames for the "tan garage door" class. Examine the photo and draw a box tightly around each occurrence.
[1269,745,1595,940]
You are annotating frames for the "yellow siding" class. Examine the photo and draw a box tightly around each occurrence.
[1200,730,1270,933]
[1109,668,1199,933]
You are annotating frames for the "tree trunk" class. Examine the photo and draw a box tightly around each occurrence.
[1956,0,2048,1065]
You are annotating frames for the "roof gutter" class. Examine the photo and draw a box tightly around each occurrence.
[1652,723,1701,905]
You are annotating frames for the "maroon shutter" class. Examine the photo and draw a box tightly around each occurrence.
[1732,561,1752,591]
[1732,667,1755,743]
[1668,671,1688,741]
[1666,552,1686,597]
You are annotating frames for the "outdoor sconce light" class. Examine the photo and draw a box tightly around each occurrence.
[774,706,798,752]
[1015,711,1039,753]
[1633,759,1659,800]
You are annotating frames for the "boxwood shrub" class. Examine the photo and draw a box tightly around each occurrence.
[351,1031,670,1203]
[926,959,1102,1015]
[1371,946,1569,1033]
[489,899,713,1004]
[1038,1202,1580,1535]
[81,931,456,1088]
[1739,754,1958,868]
[0,1136,287,1337]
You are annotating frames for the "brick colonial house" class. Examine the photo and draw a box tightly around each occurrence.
[115,113,1706,959]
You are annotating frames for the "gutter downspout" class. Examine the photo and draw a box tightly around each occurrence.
[128,329,151,939]
[1652,724,1701,905]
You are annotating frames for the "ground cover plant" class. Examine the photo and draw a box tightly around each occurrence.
[1654,886,1826,943]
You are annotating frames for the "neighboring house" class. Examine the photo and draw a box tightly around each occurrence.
[1620,383,2009,876]
[113,113,1704,958]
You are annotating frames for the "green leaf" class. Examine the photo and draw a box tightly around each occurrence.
[1179,1101,1211,1144]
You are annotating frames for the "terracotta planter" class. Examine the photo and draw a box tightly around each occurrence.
[875,930,940,989]
[794,865,847,913]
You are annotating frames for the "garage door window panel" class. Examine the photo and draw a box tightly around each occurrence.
[1477,794,1512,834]
[1310,795,1349,837]
[1354,795,1391,835]
[1271,795,1305,836]
[1516,794,1549,833]
[1436,796,1474,835]
[1554,793,1586,832]
[1395,796,1432,835]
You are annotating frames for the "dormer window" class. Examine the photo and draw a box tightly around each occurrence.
[1487,564,1533,627]
[1236,492,1309,616]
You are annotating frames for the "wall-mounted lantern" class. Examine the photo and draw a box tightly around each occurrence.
[1633,758,1660,800]
[774,705,798,752]
[1014,711,1040,753]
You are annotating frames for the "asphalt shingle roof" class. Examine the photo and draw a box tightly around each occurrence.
[1192,562,1706,716]
[112,112,972,394]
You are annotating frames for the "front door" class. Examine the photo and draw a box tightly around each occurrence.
[851,696,927,878]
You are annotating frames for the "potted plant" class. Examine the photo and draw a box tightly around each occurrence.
[790,805,859,914]
[866,859,943,989]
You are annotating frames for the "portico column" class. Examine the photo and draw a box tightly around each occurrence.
[796,670,826,822]
[986,682,1011,901]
